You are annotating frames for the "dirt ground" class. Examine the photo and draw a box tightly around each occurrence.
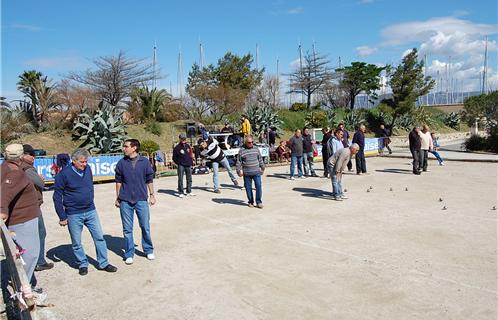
[36,157,497,320]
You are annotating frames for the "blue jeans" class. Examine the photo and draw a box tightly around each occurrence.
[290,155,303,177]
[120,201,154,259]
[243,175,262,205]
[330,170,343,198]
[430,151,444,164]
[212,157,237,190]
[303,151,315,176]
[67,210,109,269]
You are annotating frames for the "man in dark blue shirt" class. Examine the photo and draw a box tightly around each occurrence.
[115,139,156,265]
[352,124,367,175]
[53,148,117,276]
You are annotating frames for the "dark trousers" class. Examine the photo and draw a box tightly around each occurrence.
[177,165,192,194]
[355,150,367,173]
[411,149,423,173]
[322,151,330,177]
[347,159,352,171]
[421,150,429,171]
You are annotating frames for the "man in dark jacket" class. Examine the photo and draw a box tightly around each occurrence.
[172,134,194,197]
[115,139,156,265]
[288,129,304,180]
[409,127,423,175]
[379,124,392,154]
[54,148,117,275]
[352,124,367,175]
[21,144,54,272]
[1,144,41,283]
[338,123,352,171]
[302,127,317,177]
[321,127,332,178]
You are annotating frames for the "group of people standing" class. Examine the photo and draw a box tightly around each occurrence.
[1,139,158,305]
[409,125,445,175]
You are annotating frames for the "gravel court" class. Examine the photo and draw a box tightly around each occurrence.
[37,157,497,319]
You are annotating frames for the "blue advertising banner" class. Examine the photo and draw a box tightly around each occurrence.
[1,154,124,183]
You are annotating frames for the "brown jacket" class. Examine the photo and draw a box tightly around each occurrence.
[0,160,39,226]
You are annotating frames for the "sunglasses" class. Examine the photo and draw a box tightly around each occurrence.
[246,141,254,144]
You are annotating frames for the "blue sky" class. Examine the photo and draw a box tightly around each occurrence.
[2,0,497,101]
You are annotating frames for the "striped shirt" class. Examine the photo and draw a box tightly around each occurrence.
[236,146,265,176]
[200,137,225,163]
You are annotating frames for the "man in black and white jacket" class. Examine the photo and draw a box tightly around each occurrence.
[198,137,239,193]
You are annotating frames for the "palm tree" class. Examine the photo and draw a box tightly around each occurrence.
[131,86,172,121]
[16,70,59,126]
[17,70,42,126]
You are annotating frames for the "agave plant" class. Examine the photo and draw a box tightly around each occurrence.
[245,104,282,137]
[443,112,461,130]
[395,113,414,130]
[72,101,126,154]
[343,109,365,130]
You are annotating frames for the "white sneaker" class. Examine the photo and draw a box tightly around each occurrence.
[440,162,445,166]
[178,194,185,198]
[300,176,306,179]
[341,195,349,199]
[289,177,295,180]
[147,253,155,260]
[187,192,196,197]
[125,257,133,265]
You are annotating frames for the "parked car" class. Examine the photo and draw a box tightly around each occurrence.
[33,149,47,157]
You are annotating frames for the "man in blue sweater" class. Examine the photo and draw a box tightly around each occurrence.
[115,139,156,265]
[53,148,117,276]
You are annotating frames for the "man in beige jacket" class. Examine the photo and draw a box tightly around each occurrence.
[328,143,360,201]
[419,125,433,172]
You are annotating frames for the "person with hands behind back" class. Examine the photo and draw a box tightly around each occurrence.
[236,136,265,209]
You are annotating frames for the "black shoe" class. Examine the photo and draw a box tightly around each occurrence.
[98,264,118,273]
[79,267,88,276]
[35,262,54,271]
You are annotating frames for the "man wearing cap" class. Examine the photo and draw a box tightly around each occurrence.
[1,144,40,283]
[115,139,156,265]
[20,144,54,272]
[172,134,195,198]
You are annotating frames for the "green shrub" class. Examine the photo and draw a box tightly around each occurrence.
[443,112,461,130]
[487,124,498,153]
[279,110,306,131]
[290,102,307,112]
[343,109,365,130]
[304,111,327,128]
[141,139,160,155]
[145,120,162,136]
[464,134,487,151]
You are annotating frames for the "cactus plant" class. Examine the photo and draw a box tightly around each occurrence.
[245,104,282,137]
[72,101,126,154]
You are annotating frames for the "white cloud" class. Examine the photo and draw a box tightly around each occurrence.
[11,24,42,32]
[286,7,303,15]
[289,58,301,69]
[368,16,498,92]
[356,46,377,56]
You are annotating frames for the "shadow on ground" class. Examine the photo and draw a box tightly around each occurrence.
[212,198,247,207]
[266,173,291,180]
[46,244,98,269]
[375,168,412,175]
[292,187,334,200]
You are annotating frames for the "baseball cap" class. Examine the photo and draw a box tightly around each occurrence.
[5,144,24,158]
[23,144,36,156]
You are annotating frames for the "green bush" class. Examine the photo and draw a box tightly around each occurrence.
[290,102,307,112]
[141,139,160,155]
[464,134,487,151]
[487,124,498,153]
[443,112,461,130]
[279,110,306,131]
[145,120,162,136]
[304,111,327,128]
[343,109,366,130]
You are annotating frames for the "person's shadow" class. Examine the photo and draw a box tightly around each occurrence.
[103,234,146,258]
[292,187,334,200]
[157,189,178,197]
[266,173,291,180]
[375,168,412,175]
[46,244,98,269]
[212,198,247,206]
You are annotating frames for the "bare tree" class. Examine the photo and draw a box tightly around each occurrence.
[67,50,159,106]
[55,80,99,124]
[317,75,349,109]
[287,51,334,109]
[252,75,280,108]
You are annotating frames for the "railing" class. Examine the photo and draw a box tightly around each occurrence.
[0,220,38,320]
